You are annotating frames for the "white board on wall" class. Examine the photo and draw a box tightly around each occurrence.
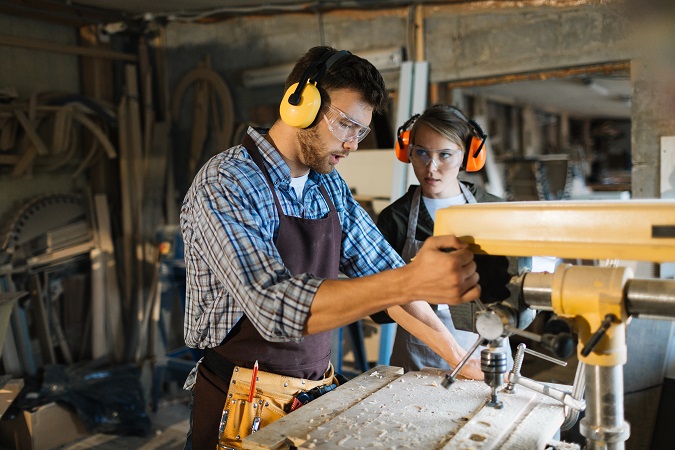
[336,149,396,213]
[661,136,675,280]
[660,136,675,378]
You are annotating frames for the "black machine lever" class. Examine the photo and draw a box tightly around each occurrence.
[581,314,618,357]
[540,332,576,359]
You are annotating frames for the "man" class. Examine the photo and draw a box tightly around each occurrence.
[180,46,481,449]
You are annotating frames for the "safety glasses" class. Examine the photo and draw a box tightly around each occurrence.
[409,144,462,169]
[323,104,371,143]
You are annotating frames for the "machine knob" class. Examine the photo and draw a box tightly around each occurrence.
[541,332,576,359]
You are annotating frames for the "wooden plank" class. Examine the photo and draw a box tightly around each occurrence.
[29,275,55,365]
[441,384,565,449]
[117,95,134,319]
[0,282,32,376]
[0,154,19,165]
[243,365,404,450]
[90,247,108,360]
[93,194,124,362]
[0,33,137,61]
[26,241,94,267]
[124,63,147,362]
[445,61,630,90]
[51,106,72,153]
[498,385,570,450]
[245,367,569,449]
[13,109,48,155]
[0,378,23,419]
[150,28,169,122]
[296,368,487,449]
[138,36,154,157]
[9,131,37,176]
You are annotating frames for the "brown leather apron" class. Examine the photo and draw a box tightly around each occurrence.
[190,135,341,449]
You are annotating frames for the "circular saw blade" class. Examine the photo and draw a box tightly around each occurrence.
[0,193,87,259]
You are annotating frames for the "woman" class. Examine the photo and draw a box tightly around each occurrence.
[376,104,514,375]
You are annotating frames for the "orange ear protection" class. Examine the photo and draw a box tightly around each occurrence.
[394,114,419,163]
[279,49,351,128]
[453,107,488,172]
[395,107,488,172]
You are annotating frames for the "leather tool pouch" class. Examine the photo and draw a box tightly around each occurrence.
[217,364,336,449]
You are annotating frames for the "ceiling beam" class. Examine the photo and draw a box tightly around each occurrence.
[0,0,127,26]
[0,32,137,60]
[445,61,630,89]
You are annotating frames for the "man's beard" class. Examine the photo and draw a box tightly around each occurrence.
[297,126,333,174]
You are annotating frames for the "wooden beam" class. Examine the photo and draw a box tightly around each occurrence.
[0,0,125,27]
[447,61,630,89]
[0,33,137,62]
[0,154,20,165]
[414,3,424,62]
[93,194,125,362]
[13,109,48,155]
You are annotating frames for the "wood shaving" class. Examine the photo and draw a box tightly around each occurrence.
[337,436,351,445]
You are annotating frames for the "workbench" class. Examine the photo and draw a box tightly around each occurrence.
[243,366,576,450]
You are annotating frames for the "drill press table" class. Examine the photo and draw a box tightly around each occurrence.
[243,365,572,450]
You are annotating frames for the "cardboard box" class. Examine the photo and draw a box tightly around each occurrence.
[0,402,88,450]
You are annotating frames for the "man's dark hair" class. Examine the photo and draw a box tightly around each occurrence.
[285,46,388,114]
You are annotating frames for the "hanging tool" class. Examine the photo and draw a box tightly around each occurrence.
[171,55,235,178]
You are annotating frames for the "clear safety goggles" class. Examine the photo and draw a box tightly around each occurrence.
[409,144,463,169]
[323,104,371,143]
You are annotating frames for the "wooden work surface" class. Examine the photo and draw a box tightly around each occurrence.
[243,366,568,450]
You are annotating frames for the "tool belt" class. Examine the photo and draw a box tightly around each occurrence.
[205,351,337,449]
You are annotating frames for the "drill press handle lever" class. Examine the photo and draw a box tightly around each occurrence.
[580,313,618,357]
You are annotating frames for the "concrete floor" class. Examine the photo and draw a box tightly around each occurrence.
[60,392,191,450]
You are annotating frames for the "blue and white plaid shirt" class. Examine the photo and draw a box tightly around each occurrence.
[180,127,404,388]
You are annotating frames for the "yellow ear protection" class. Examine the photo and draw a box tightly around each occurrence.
[394,107,488,172]
[280,49,351,128]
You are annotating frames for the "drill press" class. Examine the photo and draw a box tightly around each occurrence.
[435,200,675,450]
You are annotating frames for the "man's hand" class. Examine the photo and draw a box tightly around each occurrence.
[403,235,480,306]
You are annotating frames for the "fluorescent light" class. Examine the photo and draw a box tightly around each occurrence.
[242,47,404,88]
[589,80,609,96]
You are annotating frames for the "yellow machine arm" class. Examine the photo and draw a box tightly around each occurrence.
[434,200,675,263]
[434,200,675,450]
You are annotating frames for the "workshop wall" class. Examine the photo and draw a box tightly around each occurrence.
[0,15,80,97]
[424,4,631,82]
[162,3,636,197]
[163,4,633,100]
[0,14,83,221]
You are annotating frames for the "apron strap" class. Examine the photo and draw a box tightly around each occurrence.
[400,186,422,264]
